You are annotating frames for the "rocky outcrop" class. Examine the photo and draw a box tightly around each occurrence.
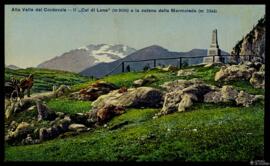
[215,64,256,81]
[70,81,118,101]
[235,91,264,107]
[155,79,264,118]
[230,16,265,63]
[204,86,263,107]
[215,63,265,89]
[154,80,213,118]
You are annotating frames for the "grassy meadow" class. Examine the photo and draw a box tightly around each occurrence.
[4,65,265,161]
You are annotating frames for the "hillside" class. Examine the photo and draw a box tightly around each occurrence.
[5,64,264,161]
[5,67,93,93]
[37,44,136,73]
[80,45,229,78]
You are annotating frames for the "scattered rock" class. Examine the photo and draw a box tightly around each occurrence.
[250,71,265,89]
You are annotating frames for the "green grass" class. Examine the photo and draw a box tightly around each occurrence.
[5,101,264,161]
[5,68,93,93]
[5,65,265,161]
[46,98,92,114]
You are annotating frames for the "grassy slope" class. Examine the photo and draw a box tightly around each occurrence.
[5,65,265,161]
[5,68,93,93]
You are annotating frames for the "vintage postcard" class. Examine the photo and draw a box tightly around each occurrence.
[4,4,267,162]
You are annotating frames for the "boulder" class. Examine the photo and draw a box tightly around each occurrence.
[92,87,163,109]
[133,75,158,87]
[133,79,144,87]
[76,81,118,101]
[69,113,89,125]
[259,64,265,72]
[250,71,265,89]
[178,93,196,112]
[96,105,125,123]
[5,101,16,120]
[177,68,195,76]
[39,128,49,141]
[215,64,256,82]
[157,90,183,116]
[162,65,178,72]
[235,91,257,107]
[204,91,223,103]
[56,112,65,118]
[54,85,71,97]
[5,122,33,144]
[36,100,57,121]
[220,85,238,101]
[68,124,88,132]
[39,125,64,141]
[155,80,212,117]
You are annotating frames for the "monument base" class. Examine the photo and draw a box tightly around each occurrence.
[202,56,223,64]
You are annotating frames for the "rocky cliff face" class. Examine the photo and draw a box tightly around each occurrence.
[231,16,265,63]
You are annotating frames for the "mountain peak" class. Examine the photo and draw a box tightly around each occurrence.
[37,44,136,73]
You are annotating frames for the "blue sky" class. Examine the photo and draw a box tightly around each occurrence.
[5,5,265,68]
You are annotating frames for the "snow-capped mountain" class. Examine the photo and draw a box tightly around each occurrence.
[37,44,136,73]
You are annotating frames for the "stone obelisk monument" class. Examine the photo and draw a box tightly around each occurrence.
[203,29,222,64]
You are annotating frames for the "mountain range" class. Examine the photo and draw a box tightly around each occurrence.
[37,44,136,73]
[80,45,229,78]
